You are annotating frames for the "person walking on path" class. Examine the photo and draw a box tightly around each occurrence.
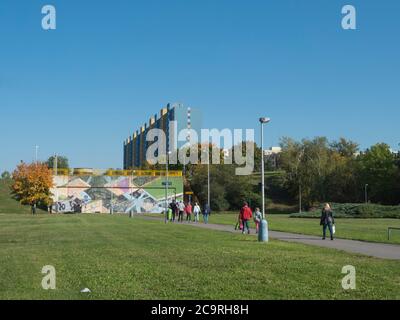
[185,202,193,222]
[174,201,180,222]
[178,201,185,222]
[167,207,173,222]
[240,202,253,234]
[31,203,36,215]
[170,200,177,222]
[203,203,211,224]
[235,211,243,231]
[193,202,201,223]
[253,207,262,234]
[320,203,335,240]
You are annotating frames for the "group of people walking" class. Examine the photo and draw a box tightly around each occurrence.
[235,202,263,235]
[235,201,335,240]
[167,200,211,224]
[166,198,336,241]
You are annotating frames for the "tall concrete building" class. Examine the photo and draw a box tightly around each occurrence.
[123,103,201,169]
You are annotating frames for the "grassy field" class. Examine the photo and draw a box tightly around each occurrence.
[208,213,400,245]
[1,212,400,300]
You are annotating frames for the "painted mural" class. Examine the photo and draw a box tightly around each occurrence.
[51,175,183,214]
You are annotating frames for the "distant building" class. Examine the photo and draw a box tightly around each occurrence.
[222,148,230,159]
[264,147,282,170]
[123,103,202,169]
[263,147,282,156]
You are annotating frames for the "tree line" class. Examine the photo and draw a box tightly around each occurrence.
[2,139,399,212]
[159,138,400,211]
[279,137,400,209]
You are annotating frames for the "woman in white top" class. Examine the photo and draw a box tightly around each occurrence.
[193,203,201,223]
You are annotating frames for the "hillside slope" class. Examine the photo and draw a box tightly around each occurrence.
[0,179,37,214]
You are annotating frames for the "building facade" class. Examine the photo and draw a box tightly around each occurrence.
[123,103,201,169]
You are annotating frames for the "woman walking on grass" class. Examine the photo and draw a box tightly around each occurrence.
[320,203,335,240]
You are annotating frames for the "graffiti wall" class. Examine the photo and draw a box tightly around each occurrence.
[51,175,183,214]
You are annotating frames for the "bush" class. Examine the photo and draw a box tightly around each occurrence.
[290,203,400,219]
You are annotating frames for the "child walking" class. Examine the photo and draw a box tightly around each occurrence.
[253,208,262,234]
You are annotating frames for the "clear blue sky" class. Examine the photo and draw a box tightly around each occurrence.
[1,0,399,172]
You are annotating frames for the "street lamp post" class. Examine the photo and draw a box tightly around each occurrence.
[365,184,369,204]
[299,183,302,214]
[296,149,305,214]
[165,151,172,224]
[207,146,210,208]
[201,146,211,208]
[259,117,271,242]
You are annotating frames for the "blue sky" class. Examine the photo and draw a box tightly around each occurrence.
[0,0,399,172]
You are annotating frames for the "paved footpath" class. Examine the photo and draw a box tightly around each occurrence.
[140,216,400,260]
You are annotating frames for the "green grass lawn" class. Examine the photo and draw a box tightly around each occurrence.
[1,212,400,300]
[208,213,400,245]
[144,177,183,200]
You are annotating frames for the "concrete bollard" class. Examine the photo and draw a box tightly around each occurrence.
[258,219,269,242]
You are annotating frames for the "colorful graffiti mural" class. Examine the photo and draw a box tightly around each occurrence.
[51,175,183,214]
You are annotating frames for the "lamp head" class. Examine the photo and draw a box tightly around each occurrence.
[259,117,271,124]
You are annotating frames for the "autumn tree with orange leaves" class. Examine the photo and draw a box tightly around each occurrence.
[11,162,54,208]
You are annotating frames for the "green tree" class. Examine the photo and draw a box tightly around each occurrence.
[330,138,359,158]
[189,154,261,211]
[1,171,11,180]
[46,155,69,170]
[280,137,359,209]
[357,143,398,204]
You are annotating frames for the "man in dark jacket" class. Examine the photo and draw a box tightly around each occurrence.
[320,203,335,240]
[203,203,211,224]
[169,200,177,222]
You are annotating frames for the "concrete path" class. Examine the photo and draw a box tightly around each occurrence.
[139,216,400,260]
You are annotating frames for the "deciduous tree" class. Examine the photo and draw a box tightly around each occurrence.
[11,162,54,208]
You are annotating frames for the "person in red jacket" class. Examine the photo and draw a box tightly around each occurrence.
[240,201,253,234]
[185,202,193,222]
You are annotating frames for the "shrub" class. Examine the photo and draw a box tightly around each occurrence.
[290,203,400,219]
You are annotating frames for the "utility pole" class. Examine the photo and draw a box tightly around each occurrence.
[54,153,58,175]
[35,146,39,163]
